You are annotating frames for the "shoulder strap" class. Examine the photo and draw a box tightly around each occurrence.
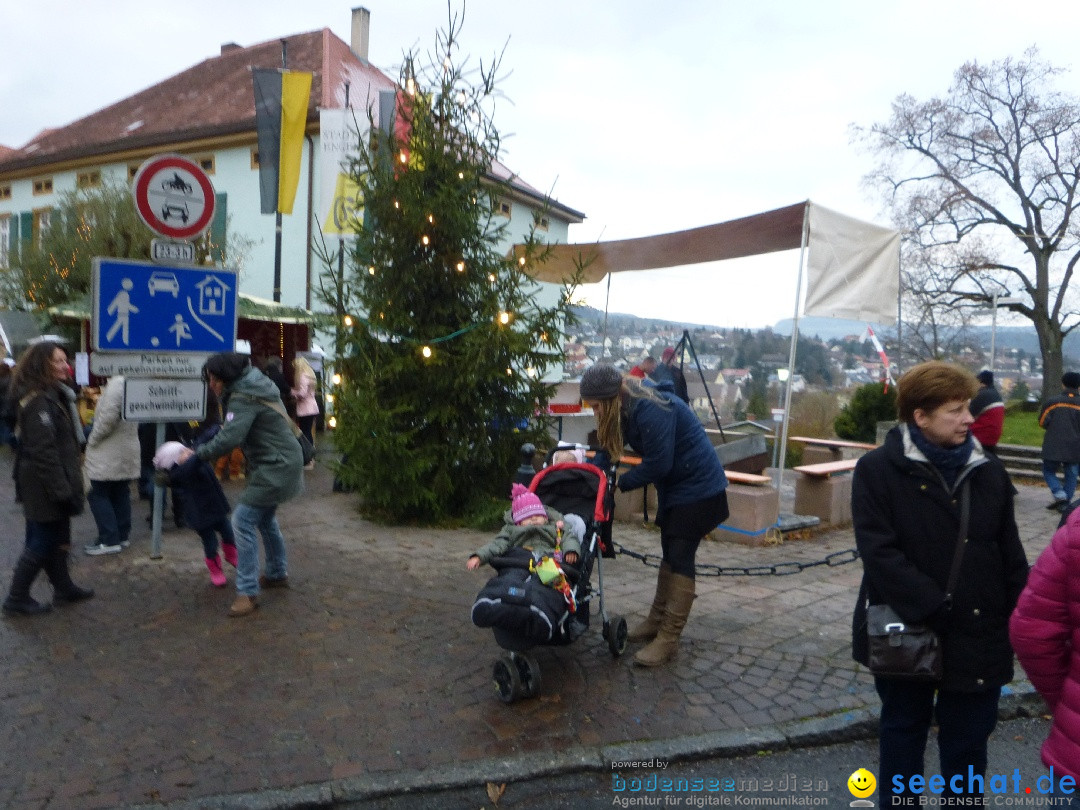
[233,392,301,437]
[944,481,971,602]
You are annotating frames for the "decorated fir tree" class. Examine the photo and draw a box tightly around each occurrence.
[329,17,579,522]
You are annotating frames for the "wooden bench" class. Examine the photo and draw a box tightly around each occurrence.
[792,459,858,478]
[793,459,857,526]
[789,436,875,465]
[614,454,771,486]
[592,453,778,541]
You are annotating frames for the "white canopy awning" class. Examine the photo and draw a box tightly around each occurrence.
[516,200,900,325]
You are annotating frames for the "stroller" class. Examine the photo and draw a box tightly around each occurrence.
[471,450,628,703]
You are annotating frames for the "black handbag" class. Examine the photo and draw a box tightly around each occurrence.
[865,482,970,682]
[241,394,315,466]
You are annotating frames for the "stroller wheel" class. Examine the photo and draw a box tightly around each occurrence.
[513,653,542,699]
[493,654,523,703]
[605,615,628,657]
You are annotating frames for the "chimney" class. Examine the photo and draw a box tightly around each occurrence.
[351,7,370,63]
[220,42,241,55]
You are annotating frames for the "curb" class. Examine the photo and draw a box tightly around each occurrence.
[128,682,1046,809]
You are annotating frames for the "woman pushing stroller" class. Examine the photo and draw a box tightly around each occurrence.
[579,364,729,667]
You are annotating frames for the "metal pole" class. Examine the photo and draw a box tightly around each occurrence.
[990,291,998,376]
[777,203,812,497]
[150,422,165,559]
[273,40,288,304]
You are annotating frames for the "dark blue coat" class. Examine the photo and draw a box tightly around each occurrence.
[617,382,727,512]
[166,455,231,532]
[851,425,1029,691]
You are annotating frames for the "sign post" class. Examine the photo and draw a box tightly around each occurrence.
[93,154,229,557]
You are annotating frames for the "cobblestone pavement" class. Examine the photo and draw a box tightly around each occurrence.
[0,450,1062,809]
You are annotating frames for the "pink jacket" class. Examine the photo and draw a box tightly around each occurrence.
[291,370,319,418]
[1010,509,1080,779]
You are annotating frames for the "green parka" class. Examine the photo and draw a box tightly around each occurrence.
[195,366,303,507]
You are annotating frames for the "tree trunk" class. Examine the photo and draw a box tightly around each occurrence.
[1036,318,1065,402]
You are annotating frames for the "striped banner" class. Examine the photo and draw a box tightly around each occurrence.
[253,68,312,215]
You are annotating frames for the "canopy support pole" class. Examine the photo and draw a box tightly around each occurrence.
[776,202,811,500]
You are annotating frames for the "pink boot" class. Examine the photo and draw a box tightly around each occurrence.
[221,543,238,568]
[205,556,227,587]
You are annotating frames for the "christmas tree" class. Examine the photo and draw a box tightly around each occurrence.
[328,14,580,522]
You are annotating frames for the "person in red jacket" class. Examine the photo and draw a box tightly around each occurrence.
[1010,507,1080,788]
[969,370,1004,453]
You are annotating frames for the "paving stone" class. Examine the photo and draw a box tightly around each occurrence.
[0,454,1059,808]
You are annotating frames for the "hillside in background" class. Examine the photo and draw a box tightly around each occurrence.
[572,305,1076,359]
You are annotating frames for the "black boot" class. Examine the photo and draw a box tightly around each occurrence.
[43,546,94,604]
[2,551,51,616]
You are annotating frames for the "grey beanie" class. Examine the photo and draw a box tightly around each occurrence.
[579,364,623,400]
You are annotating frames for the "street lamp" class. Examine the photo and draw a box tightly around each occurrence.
[771,368,790,469]
[990,293,1023,376]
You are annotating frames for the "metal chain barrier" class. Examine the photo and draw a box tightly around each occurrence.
[613,542,860,576]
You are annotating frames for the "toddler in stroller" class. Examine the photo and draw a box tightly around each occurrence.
[465,483,583,571]
[470,451,628,702]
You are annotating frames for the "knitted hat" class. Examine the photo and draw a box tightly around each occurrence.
[1064,372,1080,390]
[661,347,676,362]
[511,483,547,525]
[976,370,994,386]
[153,441,188,470]
[579,364,623,400]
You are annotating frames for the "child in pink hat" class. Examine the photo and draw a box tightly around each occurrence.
[466,483,584,570]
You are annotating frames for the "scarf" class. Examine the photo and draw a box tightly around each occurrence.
[908,422,972,489]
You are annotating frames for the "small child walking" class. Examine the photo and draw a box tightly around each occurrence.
[153,440,238,587]
[467,483,584,570]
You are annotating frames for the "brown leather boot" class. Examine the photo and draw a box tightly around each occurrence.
[633,573,695,667]
[627,562,673,643]
[228,595,258,617]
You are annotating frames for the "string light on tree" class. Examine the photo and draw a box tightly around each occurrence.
[497,311,511,326]
[421,345,433,359]
[343,315,354,327]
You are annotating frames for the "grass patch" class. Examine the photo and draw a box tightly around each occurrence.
[1001,407,1042,446]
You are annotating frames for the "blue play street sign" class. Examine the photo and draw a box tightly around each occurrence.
[92,258,238,354]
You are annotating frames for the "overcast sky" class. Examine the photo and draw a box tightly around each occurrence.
[4,1,1080,329]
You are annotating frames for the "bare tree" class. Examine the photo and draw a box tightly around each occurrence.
[899,243,976,364]
[857,48,1080,397]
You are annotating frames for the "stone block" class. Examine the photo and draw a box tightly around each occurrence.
[794,473,853,527]
[801,445,841,465]
[612,482,657,523]
[709,483,780,546]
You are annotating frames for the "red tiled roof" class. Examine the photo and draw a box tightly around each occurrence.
[0,29,394,174]
[0,27,583,222]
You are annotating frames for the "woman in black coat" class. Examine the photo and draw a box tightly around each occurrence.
[2,341,94,615]
[851,361,1029,802]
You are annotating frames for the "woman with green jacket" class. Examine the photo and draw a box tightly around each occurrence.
[178,352,303,617]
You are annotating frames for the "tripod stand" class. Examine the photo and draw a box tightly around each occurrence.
[670,329,725,443]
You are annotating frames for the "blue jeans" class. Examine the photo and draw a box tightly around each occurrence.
[87,479,133,547]
[875,678,1000,803]
[1042,460,1079,502]
[25,518,70,558]
[196,516,235,559]
[232,503,287,596]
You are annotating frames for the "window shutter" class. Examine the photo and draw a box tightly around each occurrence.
[18,212,31,246]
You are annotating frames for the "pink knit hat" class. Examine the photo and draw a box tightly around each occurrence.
[511,483,547,525]
[153,441,188,470]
